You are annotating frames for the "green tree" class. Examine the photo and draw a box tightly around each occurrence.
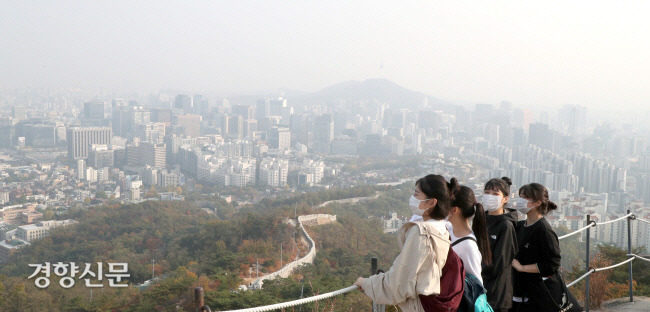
[95,190,108,199]
[5,283,28,311]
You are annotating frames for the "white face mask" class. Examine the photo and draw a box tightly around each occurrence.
[482,194,503,212]
[409,195,432,216]
[516,197,532,214]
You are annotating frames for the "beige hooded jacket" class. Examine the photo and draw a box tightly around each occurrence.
[361,220,450,312]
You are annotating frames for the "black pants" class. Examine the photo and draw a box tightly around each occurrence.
[509,301,535,312]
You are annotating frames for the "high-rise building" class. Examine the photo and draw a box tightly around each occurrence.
[244,119,258,139]
[529,123,552,150]
[290,114,309,146]
[232,104,255,120]
[88,144,114,168]
[140,142,167,168]
[150,108,172,124]
[313,114,334,154]
[137,122,166,143]
[24,124,56,147]
[77,159,86,179]
[84,101,105,119]
[221,115,243,139]
[173,115,201,137]
[0,117,13,149]
[12,106,26,123]
[268,127,291,150]
[256,99,270,119]
[174,95,193,113]
[67,127,112,160]
[559,104,587,136]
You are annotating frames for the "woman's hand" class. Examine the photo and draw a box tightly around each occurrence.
[354,277,366,289]
[512,259,523,272]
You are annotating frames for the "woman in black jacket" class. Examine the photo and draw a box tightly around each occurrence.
[511,183,574,312]
[481,177,517,312]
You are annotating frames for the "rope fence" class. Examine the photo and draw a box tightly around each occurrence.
[196,214,650,312]
[557,221,595,240]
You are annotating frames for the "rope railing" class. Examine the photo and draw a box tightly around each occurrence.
[636,218,650,225]
[204,285,358,312]
[566,256,640,288]
[557,213,640,241]
[566,269,594,288]
[595,213,634,226]
[558,221,596,240]
[629,254,650,263]
[196,214,650,311]
[593,257,635,272]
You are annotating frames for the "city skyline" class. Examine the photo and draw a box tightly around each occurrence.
[2,1,650,111]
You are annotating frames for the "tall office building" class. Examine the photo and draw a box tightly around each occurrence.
[140,142,167,168]
[529,123,552,150]
[174,95,192,113]
[313,114,334,154]
[137,122,166,143]
[268,127,291,150]
[290,114,309,146]
[67,127,112,160]
[0,117,14,149]
[559,104,587,136]
[84,101,105,119]
[24,124,56,147]
[232,104,255,120]
[150,108,172,124]
[256,99,270,119]
[173,115,201,137]
[12,106,26,123]
[88,144,115,168]
[77,159,86,180]
[222,115,244,139]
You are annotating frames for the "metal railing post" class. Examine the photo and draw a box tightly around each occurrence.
[194,287,204,311]
[627,210,634,302]
[585,214,590,312]
[195,287,212,312]
[371,257,378,312]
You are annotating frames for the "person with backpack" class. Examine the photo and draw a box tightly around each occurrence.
[510,183,582,312]
[447,185,493,312]
[481,177,517,312]
[354,175,463,312]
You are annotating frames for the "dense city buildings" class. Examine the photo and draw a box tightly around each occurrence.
[1,86,649,252]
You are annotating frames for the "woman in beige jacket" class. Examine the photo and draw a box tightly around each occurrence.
[354,175,456,312]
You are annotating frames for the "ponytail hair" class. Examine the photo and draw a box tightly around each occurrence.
[484,176,512,197]
[518,183,558,215]
[416,174,454,220]
[451,185,492,265]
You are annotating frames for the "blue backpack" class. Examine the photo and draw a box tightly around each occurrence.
[452,237,494,312]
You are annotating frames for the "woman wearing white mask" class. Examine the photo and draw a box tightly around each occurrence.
[481,177,517,312]
[354,175,456,312]
[511,183,580,312]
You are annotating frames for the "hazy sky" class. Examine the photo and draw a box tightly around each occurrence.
[1,1,649,109]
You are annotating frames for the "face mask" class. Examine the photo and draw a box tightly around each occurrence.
[409,195,431,216]
[482,194,502,212]
[516,197,532,214]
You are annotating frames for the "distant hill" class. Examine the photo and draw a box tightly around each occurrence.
[229,78,456,112]
[290,78,450,110]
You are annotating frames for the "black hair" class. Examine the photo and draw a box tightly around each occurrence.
[518,183,558,215]
[484,177,512,197]
[451,185,492,265]
[415,175,455,220]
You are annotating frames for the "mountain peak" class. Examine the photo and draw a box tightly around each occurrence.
[292,78,447,110]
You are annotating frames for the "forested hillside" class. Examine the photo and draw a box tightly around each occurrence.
[0,184,646,311]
